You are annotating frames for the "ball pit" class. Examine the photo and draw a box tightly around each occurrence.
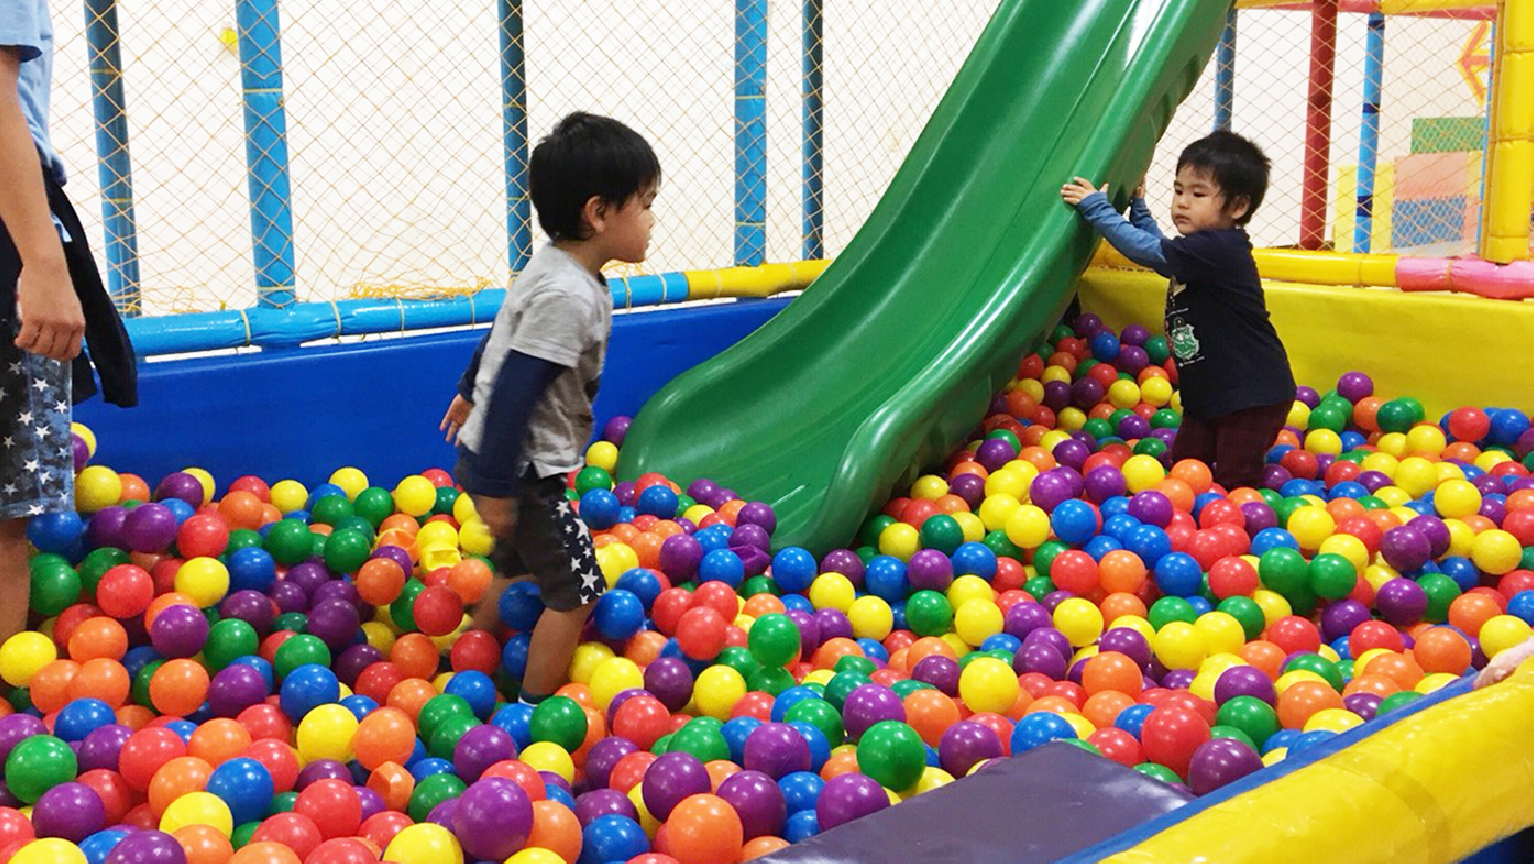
[0,314,1532,863]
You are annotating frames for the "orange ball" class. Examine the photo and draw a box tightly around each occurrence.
[1153,478,1195,513]
[906,637,957,667]
[742,594,787,619]
[150,659,209,717]
[354,707,416,771]
[743,836,790,860]
[813,638,863,670]
[385,678,437,722]
[1083,691,1135,729]
[1449,594,1503,644]
[555,683,594,708]
[118,473,152,505]
[30,659,81,714]
[1413,627,1473,675]
[1362,652,1424,691]
[1342,674,1400,700]
[228,842,301,864]
[355,558,407,607]
[389,634,439,681]
[149,756,213,816]
[705,759,741,792]
[68,658,131,708]
[1082,651,1143,697]
[1276,681,1343,729]
[67,616,129,662]
[1237,640,1285,681]
[665,793,744,864]
[903,689,961,747]
[1169,460,1213,494]
[1099,592,1148,624]
[175,824,234,864]
[526,799,583,863]
[1097,552,1147,596]
[819,749,861,781]
[217,491,265,532]
[624,631,668,666]
[188,718,252,767]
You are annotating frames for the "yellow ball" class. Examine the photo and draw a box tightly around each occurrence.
[1060,713,1096,739]
[596,543,638,586]
[0,632,57,688]
[1471,529,1523,575]
[296,703,359,763]
[1317,534,1369,574]
[1188,671,1218,702]
[393,475,437,518]
[844,596,892,641]
[1433,479,1482,520]
[911,766,955,795]
[1141,376,1173,407]
[911,474,949,501]
[1303,429,1342,456]
[1107,380,1141,410]
[270,479,308,515]
[877,523,920,562]
[585,441,619,473]
[984,468,1028,500]
[568,643,615,685]
[809,572,856,612]
[588,657,644,710]
[801,669,835,688]
[174,558,230,608]
[160,791,233,836]
[328,467,370,500]
[693,665,747,720]
[1038,430,1073,453]
[459,519,494,557]
[946,576,995,609]
[1053,598,1104,648]
[1274,669,1326,694]
[1373,486,1410,508]
[503,849,563,864]
[182,468,217,504]
[1475,450,1513,472]
[71,422,97,457]
[1004,505,1051,550]
[1317,645,1340,663]
[74,465,122,513]
[1108,615,1155,641]
[1012,378,1045,402]
[940,634,971,658]
[10,839,86,864]
[1193,612,1245,657]
[1058,407,1087,432]
[383,822,464,864]
[1286,401,1311,429]
[1121,455,1166,493]
[1262,747,1288,767]
[1416,672,1461,694]
[1435,461,1466,484]
[1479,615,1534,658]
[1444,519,1476,559]
[977,494,1022,531]
[1153,622,1206,670]
[1359,452,1399,476]
[520,742,575,783]
[451,493,479,525]
[1041,365,1071,385]
[1251,590,1293,627]
[957,657,1019,714]
[954,599,1003,648]
[628,784,660,837]
[1392,457,1439,498]
[1376,432,1409,458]
[953,512,985,543]
[1303,708,1363,734]
[1198,654,1246,679]
[362,621,396,653]
[1286,506,1336,551]
[683,504,715,524]
[1404,424,1447,457]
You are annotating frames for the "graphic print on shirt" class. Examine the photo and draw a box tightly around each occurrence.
[1165,283,1202,365]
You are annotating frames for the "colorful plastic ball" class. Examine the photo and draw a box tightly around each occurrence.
[205,758,275,827]
[957,657,1018,715]
[1011,712,1076,753]
[160,792,233,837]
[382,822,462,864]
[295,704,358,764]
[6,734,77,804]
[32,782,105,842]
[1187,738,1263,795]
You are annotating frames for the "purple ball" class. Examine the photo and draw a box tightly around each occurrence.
[154,472,206,507]
[975,438,1018,473]
[1041,590,1073,613]
[686,478,718,502]
[269,580,309,615]
[305,600,361,653]
[1030,471,1076,513]
[642,752,711,820]
[78,724,133,772]
[1213,666,1277,705]
[1053,439,1091,472]
[1357,471,1392,494]
[1121,324,1151,345]
[1003,602,1053,640]
[1380,526,1431,573]
[658,534,704,580]
[938,721,1002,777]
[744,723,812,779]
[1097,627,1152,670]
[820,549,865,585]
[842,684,905,741]
[356,786,384,822]
[1336,372,1373,402]
[1084,466,1127,504]
[1118,345,1150,374]
[1344,692,1384,721]
[1187,738,1263,795]
[454,777,534,862]
[312,580,361,609]
[72,435,91,472]
[121,503,178,553]
[1128,491,1174,527]
[1294,386,1320,409]
[1041,380,1071,411]
[296,759,349,791]
[453,724,517,782]
[426,798,460,828]
[1074,312,1105,336]
[1162,669,1197,690]
[574,788,638,827]
[207,663,270,718]
[1070,378,1105,410]
[1241,502,1278,534]
[1013,643,1067,679]
[786,609,821,659]
[949,474,987,509]
[731,523,771,551]
[219,590,276,636]
[584,736,637,790]
[1023,627,1072,663]
[736,502,777,535]
[813,608,853,643]
[1260,464,1293,491]
[1320,600,1372,643]
[333,644,382,688]
[1407,515,1451,559]
[106,830,187,864]
[602,416,633,446]
[717,769,787,839]
[370,545,414,575]
[614,482,638,509]
[907,549,954,592]
[911,656,960,696]
[1376,578,1429,626]
[816,772,890,830]
[32,781,106,841]
[85,506,130,550]
[643,657,695,713]
[285,562,331,597]
[146,607,207,661]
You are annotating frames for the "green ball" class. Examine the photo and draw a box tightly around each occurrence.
[408,772,466,823]
[231,822,259,848]
[1147,597,1197,630]
[855,720,925,790]
[429,715,479,760]
[823,670,870,711]
[747,666,795,696]
[668,721,730,763]
[1134,761,1180,784]
[1133,437,1168,458]
[1306,407,1347,433]
[77,547,130,594]
[784,698,845,746]
[1022,576,1055,602]
[1521,545,1534,572]
[1258,547,1308,596]
[28,556,80,617]
[417,694,476,742]
[1209,725,1258,751]
[919,515,964,556]
[1033,541,1069,578]
[274,612,307,634]
[1378,691,1424,715]
[1283,653,1343,692]
[1062,738,1101,756]
[904,591,953,637]
[1418,574,1460,623]
[650,733,673,755]
[1358,495,1388,511]
[1143,336,1170,364]
[1216,695,1279,746]
[333,516,377,537]
[747,614,802,669]
[205,618,259,670]
[1289,584,1321,617]
[1376,398,1424,433]
[889,679,935,699]
[353,487,395,528]
[269,791,298,814]
[265,519,314,566]
[323,528,372,575]
[981,530,1022,561]
[854,547,878,565]
[5,734,77,804]
[859,515,897,549]
[391,580,426,631]
[529,695,588,751]
[574,467,613,496]
[1218,596,1266,640]
[309,533,328,562]
[715,646,761,680]
[741,576,780,598]
[1307,553,1357,600]
[132,660,163,707]
[984,430,1021,452]
[833,655,876,677]
[432,486,460,516]
[1082,417,1114,442]
[225,529,265,554]
[1150,408,1181,430]
[309,494,354,527]
[274,634,331,680]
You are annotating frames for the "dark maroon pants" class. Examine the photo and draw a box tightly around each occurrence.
[1171,402,1290,490]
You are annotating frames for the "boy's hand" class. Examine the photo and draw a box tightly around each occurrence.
[1133,180,1146,199]
[16,259,84,362]
[1061,177,1108,207]
[1475,636,1534,689]
[440,394,473,444]
[473,495,519,540]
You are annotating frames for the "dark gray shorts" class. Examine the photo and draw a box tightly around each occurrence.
[489,473,606,612]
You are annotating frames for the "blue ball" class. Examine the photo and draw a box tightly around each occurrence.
[1084,535,1122,561]
[614,568,663,607]
[1010,712,1076,753]
[593,590,646,641]
[1263,728,1300,754]
[1329,482,1368,501]
[1123,524,1172,566]
[54,698,116,742]
[1102,514,1142,544]
[781,594,814,614]
[857,638,888,663]
[1191,492,1223,518]
[445,670,497,719]
[1489,408,1530,446]
[410,757,455,780]
[492,702,535,750]
[161,497,195,526]
[1340,431,1367,451]
[1507,590,1534,625]
[546,782,576,809]
[772,547,818,593]
[499,582,545,631]
[636,485,679,518]
[340,694,379,720]
[1251,527,1299,556]
[278,663,340,721]
[1153,552,1203,597]
[500,634,532,682]
[1115,703,1155,738]
[305,484,347,509]
[864,556,909,602]
[229,655,276,691]
[26,511,85,555]
[951,542,998,580]
[616,506,637,524]
[722,716,763,764]
[206,756,275,826]
[771,687,821,723]
[1187,596,1214,616]
[785,809,821,842]
[1100,496,1132,518]
[80,830,129,864]
[981,634,1022,655]
[699,548,745,587]
[580,815,649,864]
[779,770,824,813]
[1090,331,1121,362]
[227,547,277,593]
[1051,499,1099,545]
[579,489,622,530]
[789,722,832,772]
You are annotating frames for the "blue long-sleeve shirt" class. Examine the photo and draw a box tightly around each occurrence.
[1077,192,1169,274]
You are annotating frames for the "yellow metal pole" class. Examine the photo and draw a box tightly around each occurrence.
[1481,0,1534,263]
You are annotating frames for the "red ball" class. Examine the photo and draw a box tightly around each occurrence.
[1336,516,1383,554]
[993,560,1026,593]
[96,565,156,620]
[1503,509,1534,547]
[899,499,940,529]
[728,691,774,722]
[228,475,272,502]
[1280,448,1319,480]
[449,630,500,675]
[354,662,406,705]
[358,812,412,852]
[609,750,660,794]
[119,727,187,791]
[1349,620,1405,657]
[651,589,695,636]
[1187,530,1226,571]
[1497,570,1534,597]
[882,497,911,519]
[76,769,133,825]
[1139,706,1210,776]
[480,759,546,803]
[306,838,378,864]
[294,778,362,840]
[1049,550,1099,595]
[1207,557,1258,599]
[1088,727,1143,768]
[1266,615,1321,656]
[176,513,230,559]
[675,606,728,661]
[1324,459,1363,487]
[237,703,292,743]
[243,738,300,793]
[412,585,463,637]
[691,581,740,623]
[253,812,324,860]
[611,695,672,750]
[1447,407,1491,443]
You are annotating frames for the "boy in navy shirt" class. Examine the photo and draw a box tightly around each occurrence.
[1062,131,1293,490]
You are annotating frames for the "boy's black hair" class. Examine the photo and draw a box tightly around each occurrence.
[530,112,660,242]
[1176,131,1270,227]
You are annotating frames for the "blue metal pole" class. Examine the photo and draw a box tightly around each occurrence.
[735,0,767,266]
[500,0,530,275]
[1354,13,1385,254]
[236,0,296,308]
[802,0,823,261]
[1214,9,1237,132]
[1477,21,1494,250]
[84,0,141,316]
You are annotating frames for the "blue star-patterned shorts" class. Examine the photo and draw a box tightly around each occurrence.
[484,473,606,612]
[0,340,73,520]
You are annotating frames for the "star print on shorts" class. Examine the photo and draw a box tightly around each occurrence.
[0,346,73,520]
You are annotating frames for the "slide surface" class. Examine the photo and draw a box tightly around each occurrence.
[618,0,1233,552]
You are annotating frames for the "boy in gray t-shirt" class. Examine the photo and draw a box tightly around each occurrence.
[441,113,658,706]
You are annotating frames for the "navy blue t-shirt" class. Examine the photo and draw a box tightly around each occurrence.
[1159,230,1294,420]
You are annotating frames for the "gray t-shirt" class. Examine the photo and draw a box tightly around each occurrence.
[458,245,611,478]
[0,0,65,184]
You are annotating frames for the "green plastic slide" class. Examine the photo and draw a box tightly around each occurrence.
[617,0,1234,553]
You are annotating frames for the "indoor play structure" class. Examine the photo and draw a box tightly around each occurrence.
[4,0,1529,861]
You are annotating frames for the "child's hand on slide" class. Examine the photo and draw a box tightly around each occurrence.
[1061,177,1108,207]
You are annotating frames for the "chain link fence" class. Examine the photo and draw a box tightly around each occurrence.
[48,3,1525,319]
